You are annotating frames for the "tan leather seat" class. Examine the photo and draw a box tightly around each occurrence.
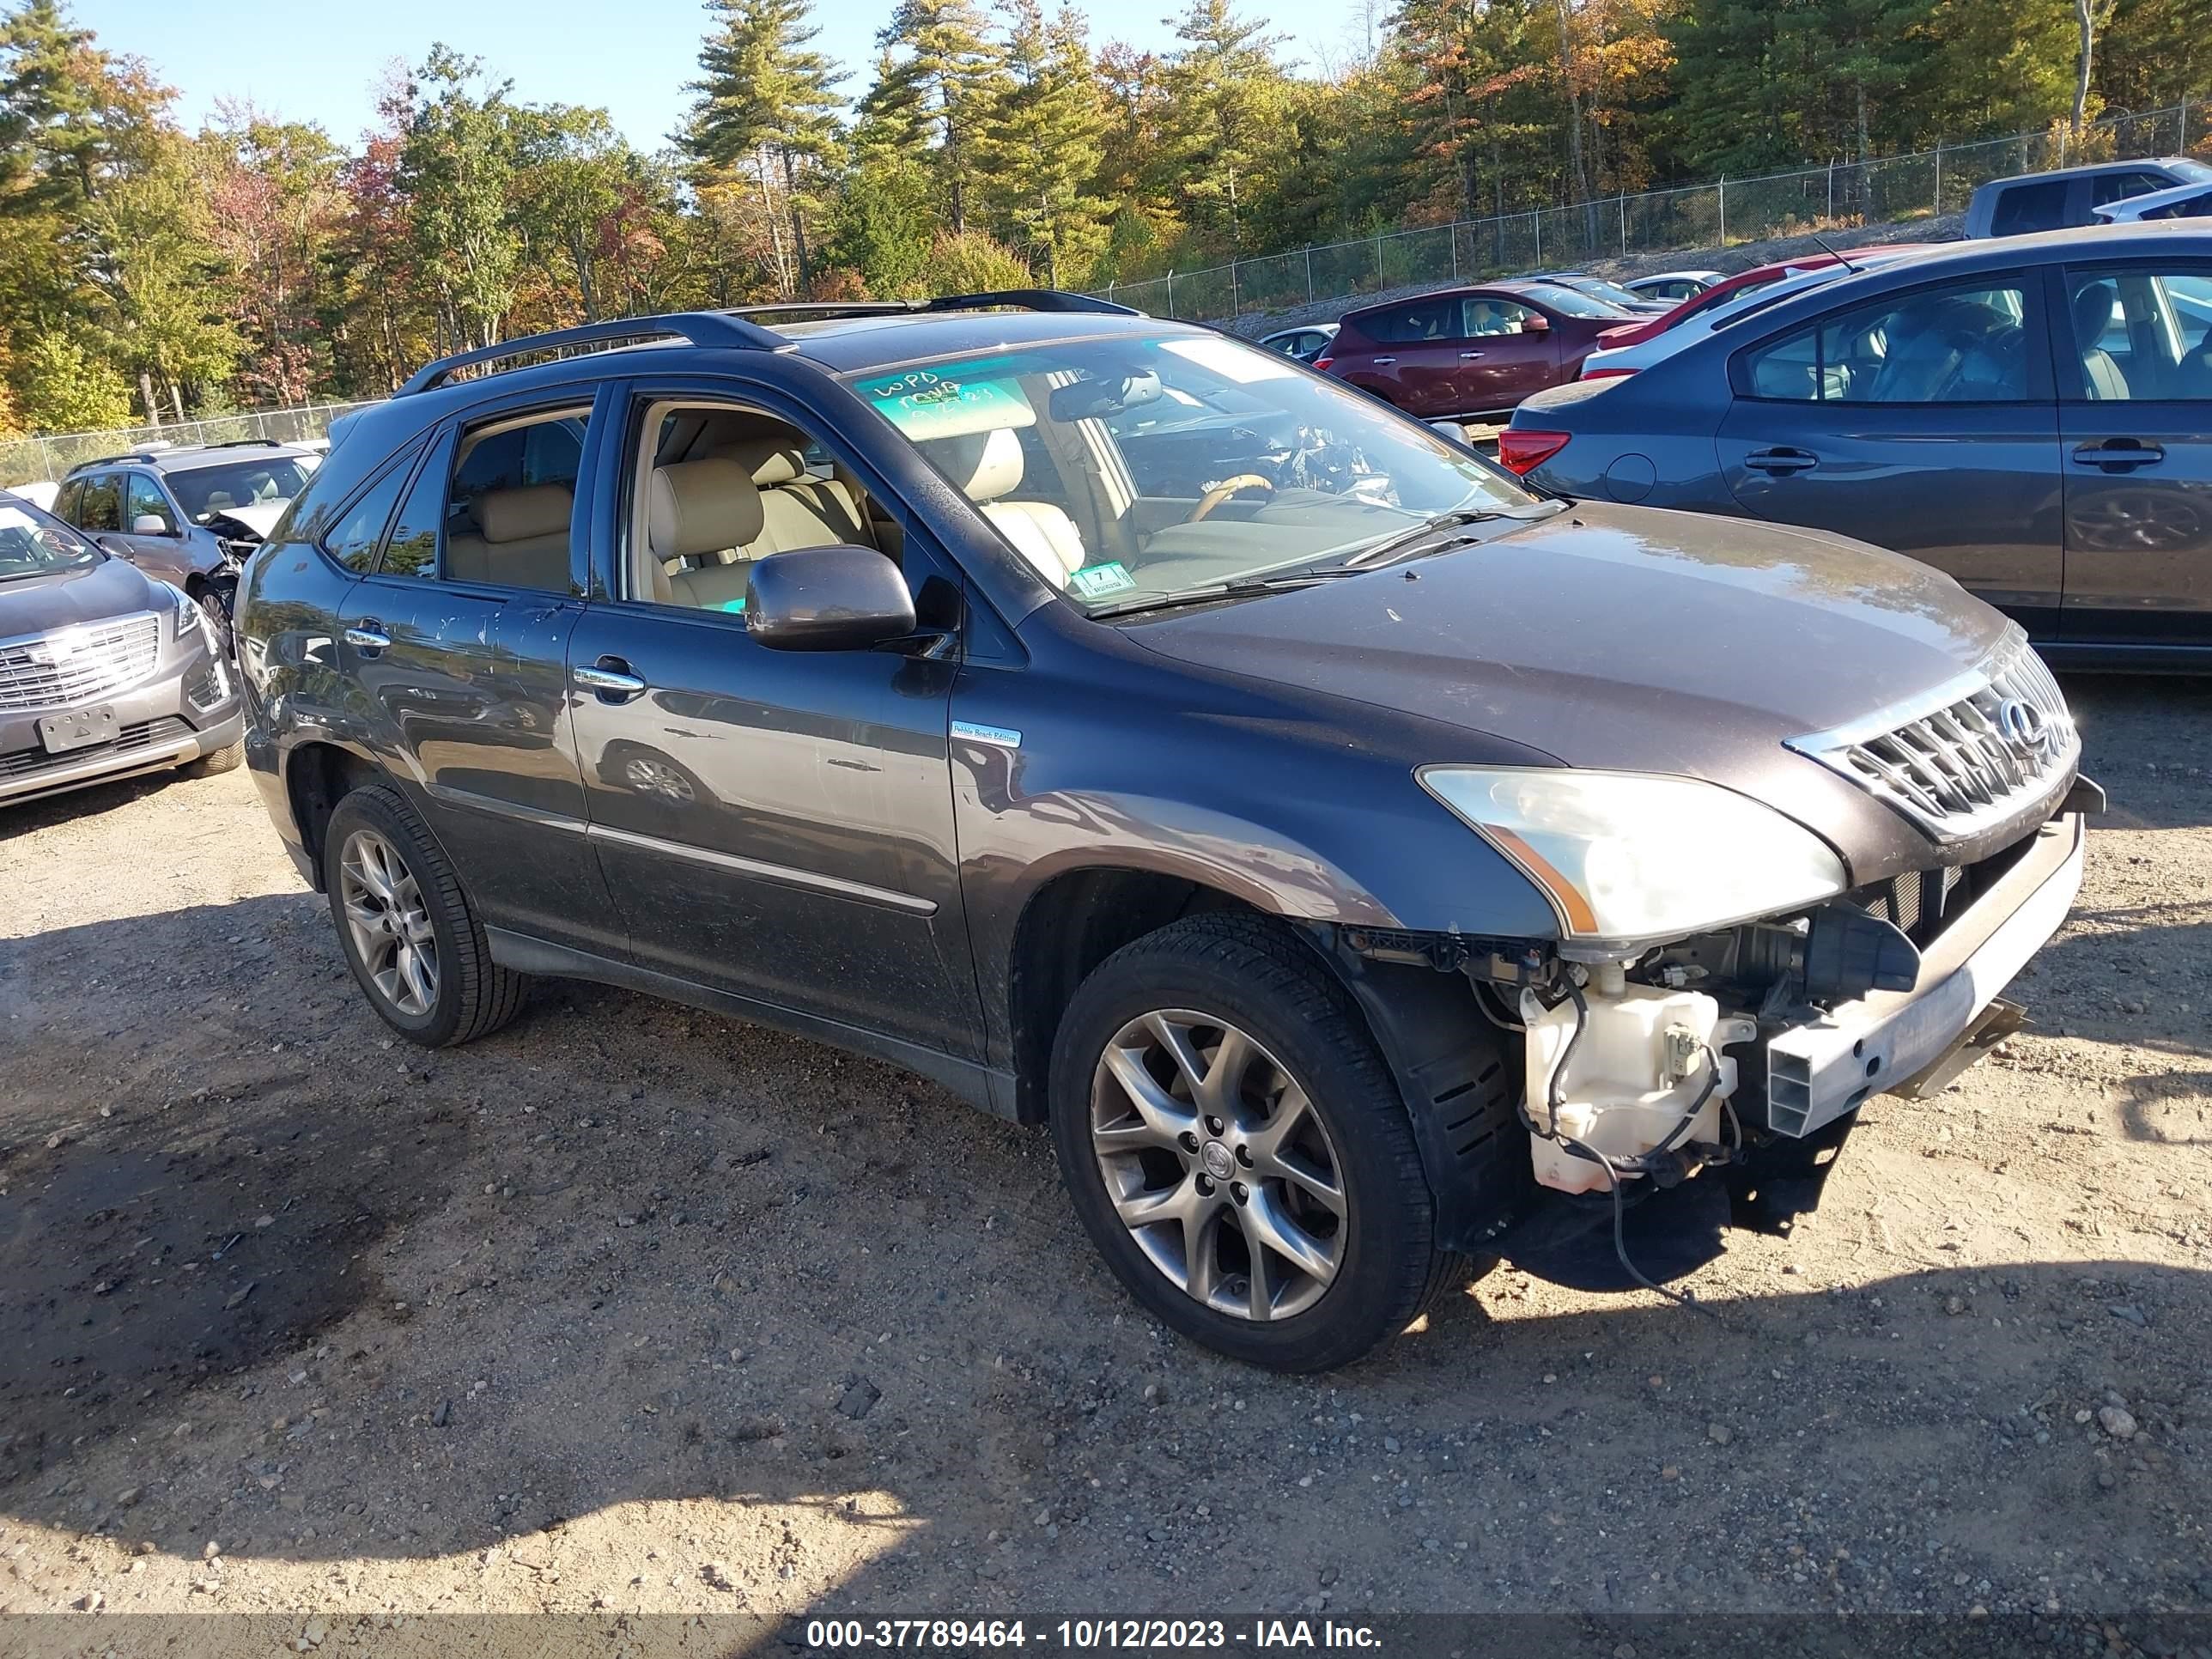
[921,428,1085,586]
[646,457,763,608]
[709,436,876,555]
[445,483,573,591]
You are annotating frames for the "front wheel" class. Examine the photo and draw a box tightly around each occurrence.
[1048,913,1465,1371]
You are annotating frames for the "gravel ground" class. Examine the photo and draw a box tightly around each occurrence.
[1,672,2208,1650]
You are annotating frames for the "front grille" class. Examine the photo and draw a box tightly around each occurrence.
[0,716,191,781]
[1787,629,2076,842]
[0,612,162,712]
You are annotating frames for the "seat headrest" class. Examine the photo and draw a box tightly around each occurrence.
[2071,282,2116,346]
[713,436,809,486]
[925,428,1024,502]
[649,457,764,561]
[477,483,573,544]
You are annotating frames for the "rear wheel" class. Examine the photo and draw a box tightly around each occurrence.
[179,737,243,777]
[1048,913,1464,1371]
[323,784,527,1047]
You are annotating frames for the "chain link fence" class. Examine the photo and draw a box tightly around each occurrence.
[1093,100,2208,324]
[0,399,382,489]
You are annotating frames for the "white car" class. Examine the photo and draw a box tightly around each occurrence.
[1578,256,1915,381]
[1257,323,1338,363]
[2093,179,2212,223]
[6,480,60,511]
[1625,270,1724,303]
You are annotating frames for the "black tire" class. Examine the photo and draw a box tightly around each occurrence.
[180,738,244,777]
[196,589,234,659]
[322,783,528,1047]
[1048,912,1466,1372]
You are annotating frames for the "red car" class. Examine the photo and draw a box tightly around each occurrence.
[1317,280,1635,416]
[1591,245,1929,351]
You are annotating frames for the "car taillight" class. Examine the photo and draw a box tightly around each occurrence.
[1313,355,1334,371]
[1579,367,1636,381]
[1498,429,1571,476]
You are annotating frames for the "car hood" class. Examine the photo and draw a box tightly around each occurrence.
[1125,502,2024,878]
[0,553,162,636]
[204,500,288,540]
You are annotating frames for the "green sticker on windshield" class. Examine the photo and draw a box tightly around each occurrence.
[1071,562,1137,598]
[717,596,747,613]
[861,369,1036,440]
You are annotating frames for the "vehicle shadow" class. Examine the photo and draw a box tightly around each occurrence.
[2063,672,2212,833]
[5,895,2210,1622]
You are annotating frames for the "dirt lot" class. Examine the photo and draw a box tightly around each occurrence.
[2,673,2209,1651]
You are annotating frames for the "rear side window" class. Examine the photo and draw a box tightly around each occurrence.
[319,455,416,571]
[1989,179,2069,236]
[1738,282,2033,404]
[438,408,588,592]
[75,472,122,532]
[1361,298,1463,343]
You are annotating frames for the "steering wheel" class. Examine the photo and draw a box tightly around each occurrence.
[1186,474,1274,523]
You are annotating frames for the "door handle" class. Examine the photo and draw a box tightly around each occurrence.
[343,622,391,654]
[1744,447,1819,476]
[2070,440,2165,471]
[1458,350,1486,360]
[1371,356,1397,365]
[574,657,647,701]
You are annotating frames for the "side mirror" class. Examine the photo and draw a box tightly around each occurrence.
[745,545,917,652]
[131,514,173,536]
[1522,313,1551,332]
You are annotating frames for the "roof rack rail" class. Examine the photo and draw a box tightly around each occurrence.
[396,311,786,397]
[722,289,1140,326]
[204,437,283,449]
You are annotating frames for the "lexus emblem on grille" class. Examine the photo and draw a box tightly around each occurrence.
[1996,697,2056,756]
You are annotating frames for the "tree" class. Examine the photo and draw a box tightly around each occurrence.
[872,0,1006,235]
[682,0,844,295]
[1154,0,1297,255]
[975,0,1108,285]
[203,106,344,404]
[395,47,523,354]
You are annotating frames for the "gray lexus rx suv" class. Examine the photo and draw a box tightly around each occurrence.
[236,293,2096,1370]
[0,488,244,808]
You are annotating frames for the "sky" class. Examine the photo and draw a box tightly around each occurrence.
[79,0,1376,153]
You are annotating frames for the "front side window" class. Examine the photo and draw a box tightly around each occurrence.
[166,457,314,523]
[2061,267,2212,401]
[1740,282,2031,404]
[2091,171,2176,209]
[851,331,1531,612]
[625,400,891,612]
[1463,298,1536,337]
[125,472,176,534]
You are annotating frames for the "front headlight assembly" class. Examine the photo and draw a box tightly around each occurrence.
[1419,765,1849,945]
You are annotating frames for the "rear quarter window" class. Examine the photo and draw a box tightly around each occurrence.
[1989,179,2070,235]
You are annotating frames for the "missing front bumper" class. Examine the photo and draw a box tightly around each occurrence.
[1763,812,2085,1138]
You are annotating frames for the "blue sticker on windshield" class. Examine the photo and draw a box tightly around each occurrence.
[1071,562,1137,598]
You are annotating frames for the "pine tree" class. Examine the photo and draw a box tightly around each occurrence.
[872,0,1006,235]
[683,0,843,295]
[976,0,1107,285]
[1155,0,1297,255]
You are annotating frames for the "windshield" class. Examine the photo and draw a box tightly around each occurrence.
[850,331,1534,612]
[166,457,314,523]
[1519,283,1632,318]
[1559,276,1652,310]
[0,498,100,581]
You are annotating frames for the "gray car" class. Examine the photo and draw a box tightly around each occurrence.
[1505,223,2212,668]
[55,439,322,645]
[0,489,244,808]
[238,293,2093,1370]
[1965,156,2212,238]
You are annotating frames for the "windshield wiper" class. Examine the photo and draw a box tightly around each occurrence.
[1340,501,1563,568]
[1086,568,1366,620]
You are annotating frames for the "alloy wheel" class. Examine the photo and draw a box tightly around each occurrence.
[1089,1008,1347,1322]
[623,755,696,802]
[337,829,440,1017]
